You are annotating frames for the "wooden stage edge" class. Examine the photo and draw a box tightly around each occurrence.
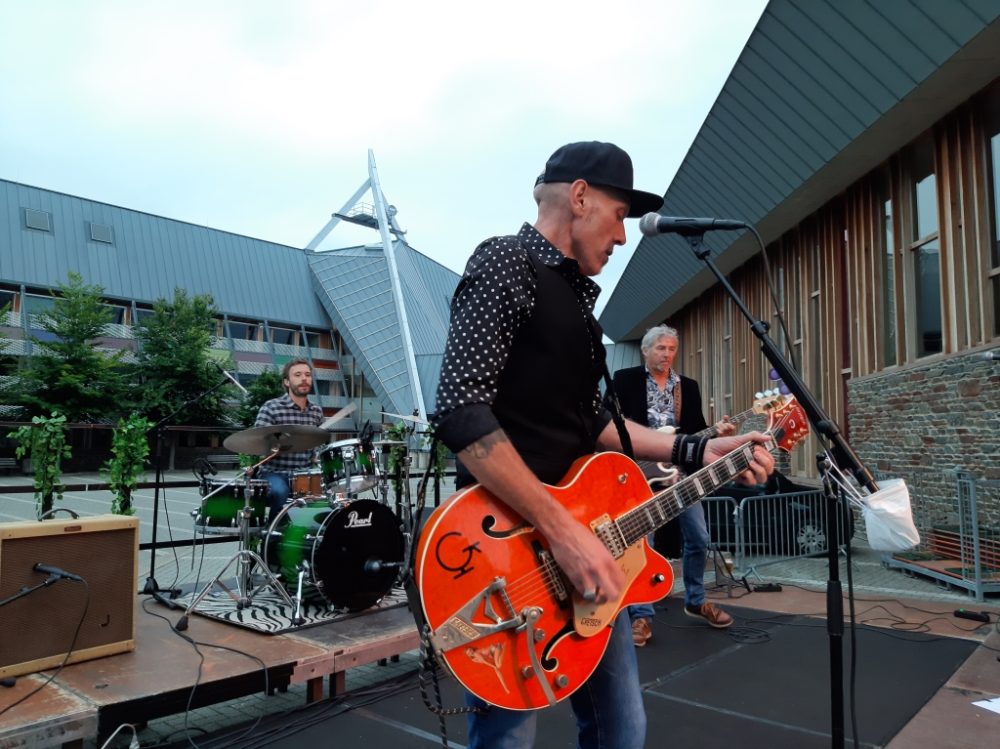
[0,594,419,749]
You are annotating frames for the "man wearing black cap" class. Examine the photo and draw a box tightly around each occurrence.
[431,141,774,748]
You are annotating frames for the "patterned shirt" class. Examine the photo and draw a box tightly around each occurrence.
[434,223,608,453]
[645,368,680,430]
[254,394,324,471]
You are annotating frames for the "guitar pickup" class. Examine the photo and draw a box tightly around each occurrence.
[429,577,522,653]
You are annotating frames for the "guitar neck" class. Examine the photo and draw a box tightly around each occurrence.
[694,404,758,438]
[617,434,777,548]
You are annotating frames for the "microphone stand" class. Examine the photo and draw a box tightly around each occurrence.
[0,575,62,608]
[680,230,878,749]
[143,375,233,602]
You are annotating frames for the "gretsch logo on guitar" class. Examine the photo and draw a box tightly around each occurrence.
[414,398,808,711]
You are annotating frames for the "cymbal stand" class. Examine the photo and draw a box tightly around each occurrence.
[177,451,302,630]
[374,444,391,505]
[340,441,356,498]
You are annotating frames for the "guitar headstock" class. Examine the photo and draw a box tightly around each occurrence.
[751,390,788,415]
[767,398,809,453]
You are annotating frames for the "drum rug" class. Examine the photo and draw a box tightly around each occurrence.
[168,584,409,635]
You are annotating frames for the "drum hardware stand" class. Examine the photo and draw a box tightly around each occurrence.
[260,496,313,622]
[144,374,232,603]
[177,451,304,630]
[189,470,260,530]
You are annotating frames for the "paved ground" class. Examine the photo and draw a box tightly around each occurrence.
[0,468,992,747]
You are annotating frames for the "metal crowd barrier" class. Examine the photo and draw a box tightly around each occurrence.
[703,488,854,578]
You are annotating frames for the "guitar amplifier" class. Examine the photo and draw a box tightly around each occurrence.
[0,514,138,678]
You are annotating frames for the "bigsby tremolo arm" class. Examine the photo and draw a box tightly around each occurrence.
[429,577,520,653]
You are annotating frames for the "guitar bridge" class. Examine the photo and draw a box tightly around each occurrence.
[592,515,628,559]
[429,577,521,653]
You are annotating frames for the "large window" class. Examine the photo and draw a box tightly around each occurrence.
[881,192,897,366]
[22,294,55,317]
[987,92,1000,334]
[226,320,259,341]
[909,139,942,357]
[105,304,126,325]
[269,326,296,346]
[0,290,15,317]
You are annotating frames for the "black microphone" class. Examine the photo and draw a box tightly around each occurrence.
[34,563,83,582]
[213,361,249,395]
[638,212,746,237]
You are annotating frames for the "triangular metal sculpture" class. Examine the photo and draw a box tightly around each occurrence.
[305,151,427,422]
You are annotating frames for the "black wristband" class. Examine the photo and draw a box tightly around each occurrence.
[671,434,687,466]
[675,434,709,475]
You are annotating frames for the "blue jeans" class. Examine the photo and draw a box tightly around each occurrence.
[679,502,710,607]
[465,611,646,749]
[259,469,291,522]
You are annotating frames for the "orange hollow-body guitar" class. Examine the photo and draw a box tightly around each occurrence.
[415,402,808,711]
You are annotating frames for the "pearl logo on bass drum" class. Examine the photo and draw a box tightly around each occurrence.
[345,510,374,528]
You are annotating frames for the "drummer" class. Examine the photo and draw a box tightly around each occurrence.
[255,359,324,522]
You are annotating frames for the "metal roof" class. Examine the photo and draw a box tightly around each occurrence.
[307,241,458,417]
[601,0,1000,341]
[0,178,328,326]
[0,177,460,419]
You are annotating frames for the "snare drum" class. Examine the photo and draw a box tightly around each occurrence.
[265,498,403,611]
[196,478,270,534]
[289,468,324,498]
[319,439,379,493]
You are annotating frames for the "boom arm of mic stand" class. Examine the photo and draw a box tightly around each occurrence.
[680,232,878,492]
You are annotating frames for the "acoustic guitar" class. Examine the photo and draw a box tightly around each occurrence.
[414,399,808,710]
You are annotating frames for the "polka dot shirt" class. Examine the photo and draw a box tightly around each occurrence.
[433,223,603,453]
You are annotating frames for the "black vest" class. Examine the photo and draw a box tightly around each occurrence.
[484,249,605,485]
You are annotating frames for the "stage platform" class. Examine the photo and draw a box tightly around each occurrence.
[0,593,419,748]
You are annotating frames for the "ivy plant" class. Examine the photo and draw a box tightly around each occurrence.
[8,412,72,518]
[103,413,152,515]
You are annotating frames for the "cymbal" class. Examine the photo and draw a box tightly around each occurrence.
[381,411,429,425]
[224,424,328,455]
[372,440,406,447]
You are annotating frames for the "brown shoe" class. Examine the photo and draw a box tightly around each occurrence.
[684,602,733,629]
[631,617,653,647]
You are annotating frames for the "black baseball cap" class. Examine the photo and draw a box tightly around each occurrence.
[535,141,663,218]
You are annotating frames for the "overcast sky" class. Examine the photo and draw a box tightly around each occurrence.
[0,0,767,313]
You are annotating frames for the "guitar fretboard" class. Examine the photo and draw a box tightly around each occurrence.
[616,434,778,549]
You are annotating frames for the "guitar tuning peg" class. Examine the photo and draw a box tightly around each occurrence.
[754,391,764,400]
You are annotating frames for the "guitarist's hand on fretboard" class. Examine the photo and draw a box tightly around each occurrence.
[712,416,737,437]
[705,431,774,485]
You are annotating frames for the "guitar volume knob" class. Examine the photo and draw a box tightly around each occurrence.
[651,573,666,584]
[555,675,569,688]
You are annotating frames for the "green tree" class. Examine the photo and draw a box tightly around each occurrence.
[134,288,231,425]
[236,368,284,427]
[15,273,128,421]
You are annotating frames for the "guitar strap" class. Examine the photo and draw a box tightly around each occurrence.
[587,314,635,460]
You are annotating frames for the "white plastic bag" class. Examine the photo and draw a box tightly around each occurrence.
[858,479,920,552]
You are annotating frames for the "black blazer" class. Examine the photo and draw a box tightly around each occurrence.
[607,366,712,559]
[609,365,709,434]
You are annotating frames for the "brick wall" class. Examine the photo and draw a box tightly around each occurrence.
[847,349,1000,529]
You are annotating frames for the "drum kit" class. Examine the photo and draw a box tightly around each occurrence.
[181,413,427,627]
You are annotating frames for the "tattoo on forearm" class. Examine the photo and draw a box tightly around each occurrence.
[464,431,508,460]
